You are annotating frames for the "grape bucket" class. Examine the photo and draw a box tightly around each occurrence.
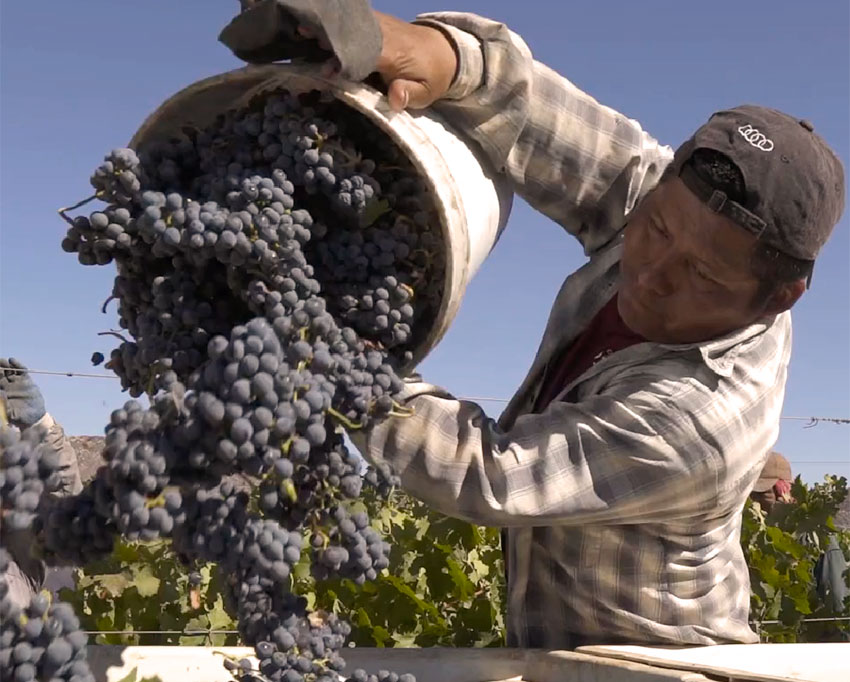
[129,63,513,368]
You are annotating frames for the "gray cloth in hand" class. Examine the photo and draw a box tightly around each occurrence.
[219,0,382,81]
[0,358,46,427]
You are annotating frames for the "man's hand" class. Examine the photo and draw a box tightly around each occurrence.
[373,12,458,112]
[0,358,46,428]
[301,11,458,112]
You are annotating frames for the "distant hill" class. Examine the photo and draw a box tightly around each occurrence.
[66,435,255,492]
[68,435,106,485]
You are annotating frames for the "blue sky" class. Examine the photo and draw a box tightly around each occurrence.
[1,1,847,483]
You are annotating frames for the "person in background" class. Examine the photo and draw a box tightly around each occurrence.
[749,451,793,514]
[825,495,850,621]
[0,358,82,609]
[749,450,848,634]
[815,535,849,625]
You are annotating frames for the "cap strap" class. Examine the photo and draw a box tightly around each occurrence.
[680,165,768,238]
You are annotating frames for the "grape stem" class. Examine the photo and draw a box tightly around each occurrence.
[387,400,415,419]
[326,407,363,430]
[57,193,101,226]
[97,330,131,343]
[321,140,362,169]
[101,295,118,314]
[145,492,166,510]
[388,409,414,419]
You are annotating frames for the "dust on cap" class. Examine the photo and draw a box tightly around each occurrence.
[672,105,845,283]
[752,451,793,493]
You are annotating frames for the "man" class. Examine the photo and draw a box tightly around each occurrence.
[0,358,82,609]
[335,11,847,649]
[749,451,793,514]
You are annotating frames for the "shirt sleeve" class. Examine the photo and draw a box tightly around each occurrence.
[32,412,83,496]
[413,11,674,256]
[351,371,738,528]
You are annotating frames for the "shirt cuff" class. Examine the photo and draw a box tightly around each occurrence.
[32,412,54,432]
[412,17,484,100]
[397,377,455,403]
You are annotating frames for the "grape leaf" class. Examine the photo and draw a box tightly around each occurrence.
[132,565,161,598]
[359,199,390,228]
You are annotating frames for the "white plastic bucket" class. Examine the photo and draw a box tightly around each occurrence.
[129,64,513,366]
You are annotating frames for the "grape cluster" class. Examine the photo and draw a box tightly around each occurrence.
[0,550,94,682]
[38,86,447,680]
[40,468,117,566]
[0,425,63,533]
[346,671,416,682]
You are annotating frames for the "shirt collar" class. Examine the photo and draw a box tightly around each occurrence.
[657,313,784,377]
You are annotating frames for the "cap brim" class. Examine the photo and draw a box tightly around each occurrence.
[752,478,778,493]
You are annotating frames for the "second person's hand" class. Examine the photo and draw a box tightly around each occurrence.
[300,11,458,113]
[373,12,458,112]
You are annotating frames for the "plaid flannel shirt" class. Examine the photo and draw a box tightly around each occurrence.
[353,12,790,647]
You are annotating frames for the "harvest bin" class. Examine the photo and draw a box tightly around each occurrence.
[84,645,706,682]
[86,643,850,682]
[129,63,514,368]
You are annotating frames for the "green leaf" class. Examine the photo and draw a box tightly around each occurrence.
[382,574,441,619]
[206,597,235,631]
[185,615,210,632]
[178,635,207,646]
[371,625,392,647]
[113,542,142,564]
[133,565,161,598]
[354,607,373,628]
[414,516,431,540]
[765,526,806,560]
[445,558,476,602]
[359,199,390,228]
[208,632,228,647]
[95,573,132,597]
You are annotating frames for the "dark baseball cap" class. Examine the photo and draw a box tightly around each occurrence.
[671,105,845,280]
[752,451,793,493]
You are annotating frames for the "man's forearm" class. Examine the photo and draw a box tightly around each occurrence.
[415,11,673,255]
[351,376,738,528]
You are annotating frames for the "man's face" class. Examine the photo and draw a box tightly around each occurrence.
[750,489,778,514]
[619,177,767,344]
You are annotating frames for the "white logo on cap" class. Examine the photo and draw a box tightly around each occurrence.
[738,124,775,152]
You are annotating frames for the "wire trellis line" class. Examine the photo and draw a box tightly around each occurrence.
[84,630,240,636]
[5,368,119,380]
[751,616,850,625]
[6,367,850,427]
